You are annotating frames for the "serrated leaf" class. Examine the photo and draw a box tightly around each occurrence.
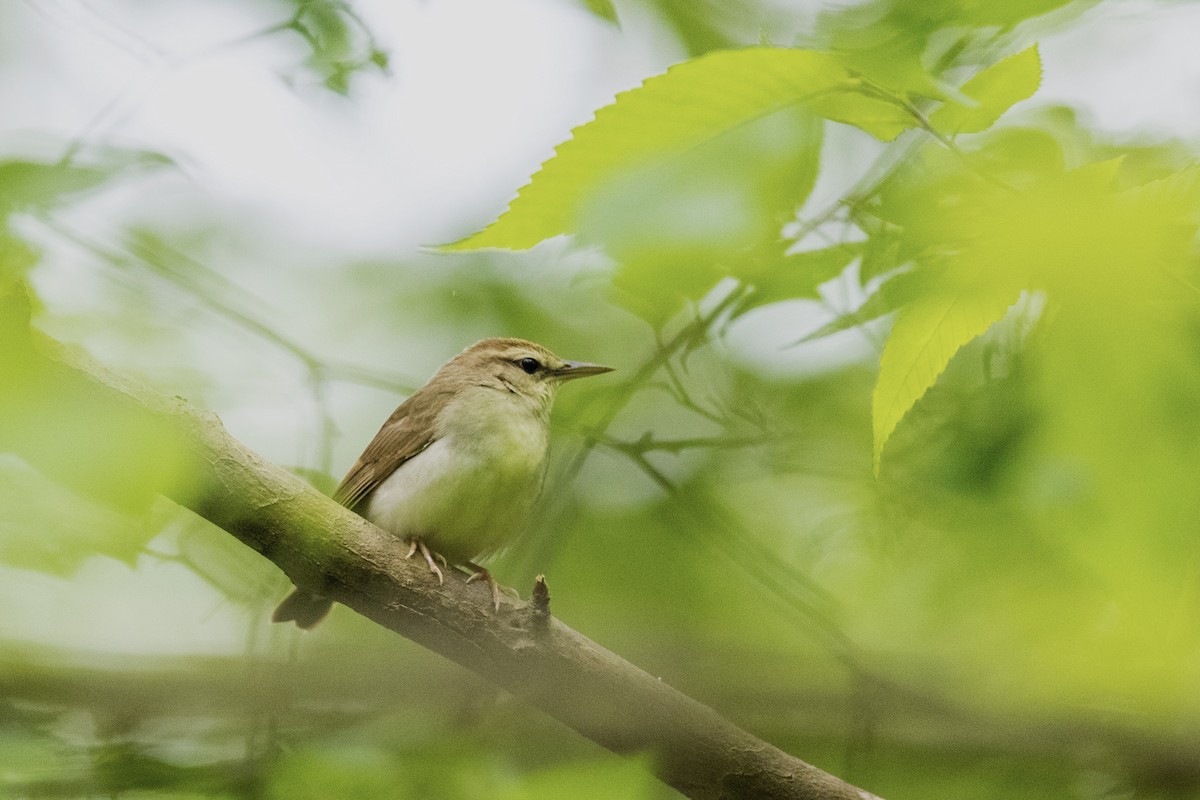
[930,46,1042,135]
[873,283,1020,474]
[446,47,917,252]
[1120,163,1200,223]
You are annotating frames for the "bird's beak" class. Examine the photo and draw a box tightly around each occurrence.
[551,360,615,381]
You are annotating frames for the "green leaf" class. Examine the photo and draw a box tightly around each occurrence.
[856,223,906,283]
[930,46,1042,135]
[579,0,619,24]
[0,459,165,576]
[595,106,824,322]
[873,282,1020,474]
[299,1,353,61]
[496,756,658,800]
[0,152,171,214]
[445,47,917,252]
[1119,163,1200,223]
[0,232,39,281]
[737,242,864,315]
[806,89,918,142]
[635,0,735,55]
[0,162,107,213]
[0,284,194,515]
[793,269,920,344]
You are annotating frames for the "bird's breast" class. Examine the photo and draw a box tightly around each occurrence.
[362,399,550,562]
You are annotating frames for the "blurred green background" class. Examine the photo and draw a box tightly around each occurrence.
[3,1,1200,798]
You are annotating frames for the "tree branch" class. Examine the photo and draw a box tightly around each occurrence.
[0,289,882,800]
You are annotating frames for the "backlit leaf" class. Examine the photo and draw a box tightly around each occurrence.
[873,282,1020,473]
[794,270,921,344]
[0,459,165,576]
[579,0,618,24]
[446,47,917,252]
[930,46,1042,135]
[737,242,864,315]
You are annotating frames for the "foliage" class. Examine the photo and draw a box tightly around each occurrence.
[3,0,1200,799]
[449,41,1055,469]
[280,0,390,93]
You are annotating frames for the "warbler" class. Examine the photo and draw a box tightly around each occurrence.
[272,337,613,628]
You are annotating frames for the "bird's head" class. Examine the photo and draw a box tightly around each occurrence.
[448,338,613,410]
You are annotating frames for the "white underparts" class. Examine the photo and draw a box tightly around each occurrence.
[363,385,551,563]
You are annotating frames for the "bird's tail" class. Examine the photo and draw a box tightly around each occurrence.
[272,588,333,629]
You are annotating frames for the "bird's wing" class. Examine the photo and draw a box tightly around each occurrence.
[332,385,449,511]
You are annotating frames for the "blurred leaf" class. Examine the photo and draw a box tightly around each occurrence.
[0,459,166,575]
[2,162,104,214]
[0,282,38,378]
[175,517,285,605]
[869,149,1200,475]
[369,48,390,71]
[855,223,905,284]
[814,0,1080,101]
[965,126,1066,184]
[640,0,742,55]
[591,106,824,322]
[268,748,396,800]
[794,269,920,343]
[0,231,39,282]
[496,756,659,800]
[930,46,1042,135]
[93,742,196,795]
[804,85,918,141]
[0,151,171,220]
[289,465,339,497]
[735,242,864,315]
[1120,162,1200,224]
[577,0,619,24]
[298,1,353,61]
[0,285,194,514]
[873,278,1019,473]
[814,3,945,98]
[446,47,919,252]
[951,0,1081,26]
[0,730,64,786]
[285,0,388,94]
[0,360,193,515]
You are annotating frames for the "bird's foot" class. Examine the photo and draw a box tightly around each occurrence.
[404,538,444,584]
[465,562,501,612]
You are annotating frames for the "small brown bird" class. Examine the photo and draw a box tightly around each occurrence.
[272,338,613,628]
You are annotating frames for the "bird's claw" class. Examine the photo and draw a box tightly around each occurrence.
[404,547,504,610]
[466,562,501,612]
[405,538,444,584]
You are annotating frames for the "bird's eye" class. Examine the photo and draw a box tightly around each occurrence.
[517,357,541,375]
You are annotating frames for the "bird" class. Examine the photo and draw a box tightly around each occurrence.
[272,337,613,628]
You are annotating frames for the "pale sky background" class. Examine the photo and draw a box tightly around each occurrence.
[4,0,1199,256]
[2,0,1199,655]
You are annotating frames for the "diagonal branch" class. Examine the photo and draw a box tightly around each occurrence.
[0,290,882,800]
